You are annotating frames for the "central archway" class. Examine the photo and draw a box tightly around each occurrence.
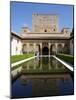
[42,47,49,55]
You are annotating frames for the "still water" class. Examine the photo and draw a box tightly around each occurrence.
[11,57,74,98]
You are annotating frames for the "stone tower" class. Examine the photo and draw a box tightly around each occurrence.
[32,14,59,33]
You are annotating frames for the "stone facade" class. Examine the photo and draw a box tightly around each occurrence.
[11,14,74,56]
[22,39,70,55]
[32,14,59,33]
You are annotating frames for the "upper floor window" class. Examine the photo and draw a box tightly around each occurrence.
[17,39,19,43]
[11,37,13,41]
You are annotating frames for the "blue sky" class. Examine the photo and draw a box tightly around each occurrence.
[11,2,73,34]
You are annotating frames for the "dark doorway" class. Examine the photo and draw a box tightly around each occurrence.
[42,47,49,55]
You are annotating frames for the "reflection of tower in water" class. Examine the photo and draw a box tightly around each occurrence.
[32,78,59,96]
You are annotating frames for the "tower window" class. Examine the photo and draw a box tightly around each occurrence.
[24,30,27,32]
[45,29,47,32]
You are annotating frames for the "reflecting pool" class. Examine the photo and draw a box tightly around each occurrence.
[11,57,74,98]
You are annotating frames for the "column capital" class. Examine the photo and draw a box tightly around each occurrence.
[49,43,51,48]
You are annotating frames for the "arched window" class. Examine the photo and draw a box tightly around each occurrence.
[22,44,27,53]
[11,37,13,41]
[50,44,56,54]
[17,39,19,43]
[63,44,69,53]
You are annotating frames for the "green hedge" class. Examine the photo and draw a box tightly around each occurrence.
[56,53,74,65]
[11,53,34,64]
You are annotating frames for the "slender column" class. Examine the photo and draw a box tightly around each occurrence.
[49,57,51,70]
[34,43,36,55]
[61,43,64,53]
[40,43,42,55]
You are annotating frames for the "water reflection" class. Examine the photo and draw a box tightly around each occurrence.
[12,57,74,98]
[12,73,73,98]
[21,57,70,73]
